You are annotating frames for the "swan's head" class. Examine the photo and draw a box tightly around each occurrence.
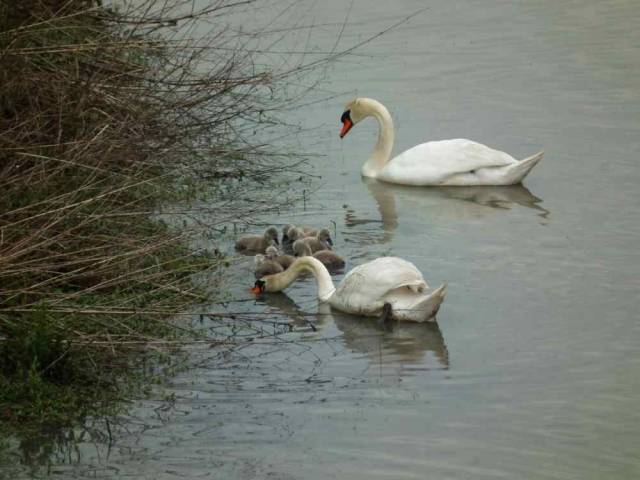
[250,276,279,294]
[264,226,279,245]
[317,228,333,247]
[251,279,266,295]
[265,245,279,260]
[340,98,362,138]
[340,98,370,138]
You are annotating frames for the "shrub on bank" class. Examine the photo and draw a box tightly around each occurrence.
[0,0,312,426]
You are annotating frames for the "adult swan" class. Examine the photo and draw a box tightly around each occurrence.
[339,98,543,186]
[251,256,447,322]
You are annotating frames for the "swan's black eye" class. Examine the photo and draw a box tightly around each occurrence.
[340,110,351,123]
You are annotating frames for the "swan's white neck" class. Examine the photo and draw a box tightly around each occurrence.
[264,256,336,302]
[359,99,395,178]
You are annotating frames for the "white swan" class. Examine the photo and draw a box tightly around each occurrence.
[339,98,543,186]
[251,256,447,322]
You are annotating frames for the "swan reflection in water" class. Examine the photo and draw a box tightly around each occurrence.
[256,292,448,371]
[254,290,330,334]
[328,304,449,371]
[344,178,549,246]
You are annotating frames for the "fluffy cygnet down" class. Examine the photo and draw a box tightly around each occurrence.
[298,228,333,253]
[235,226,279,253]
[292,239,345,269]
[265,246,295,270]
[254,252,283,279]
[284,224,317,239]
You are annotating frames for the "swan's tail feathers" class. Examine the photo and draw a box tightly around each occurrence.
[394,283,447,323]
[430,282,447,316]
[503,151,544,185]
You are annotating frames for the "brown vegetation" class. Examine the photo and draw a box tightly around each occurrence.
[0,0,317,425]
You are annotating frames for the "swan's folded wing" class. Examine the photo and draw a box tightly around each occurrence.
[333,257,428,313]
[380,139,516,185]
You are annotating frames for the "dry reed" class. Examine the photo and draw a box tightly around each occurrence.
[0,0,326,424]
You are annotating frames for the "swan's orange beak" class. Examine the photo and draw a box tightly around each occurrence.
[339,118,353,138]
[251,280,265,295]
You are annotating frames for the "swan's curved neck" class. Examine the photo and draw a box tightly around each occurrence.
[264,256,335,302]
[360,99,394,178]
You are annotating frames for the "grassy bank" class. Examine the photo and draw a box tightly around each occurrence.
[0,0,319,429]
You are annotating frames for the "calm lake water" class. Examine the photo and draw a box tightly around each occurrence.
[4,0,640,478]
